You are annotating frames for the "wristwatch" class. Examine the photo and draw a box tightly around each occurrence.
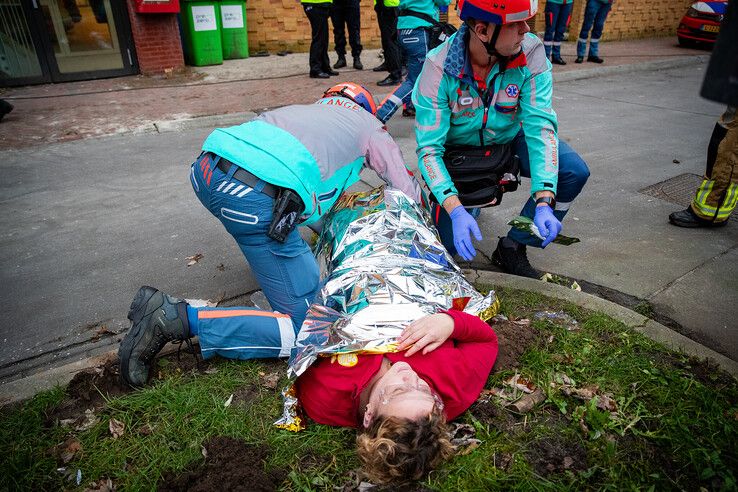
[535,196,556,208]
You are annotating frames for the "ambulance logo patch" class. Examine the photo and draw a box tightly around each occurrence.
[505,84,520,98]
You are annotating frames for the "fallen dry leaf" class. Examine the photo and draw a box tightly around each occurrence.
[448,422,481,455]
[84,478,115,492]
[109,418,125,439]
[224,394,234,407]
[73,409,99,432]
[504,374,536,394]
[185,253,204,266]
[260,372,280,389]
[512,318,531,327]
[563,456,574,469]
[138,423,155,436]
[57,437,82,464]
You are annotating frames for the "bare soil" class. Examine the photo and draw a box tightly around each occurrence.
[526,435,588,476]
[490,319,543,372]
[45,359,131,424]
[158,436,286,492]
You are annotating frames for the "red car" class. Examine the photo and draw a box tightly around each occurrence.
[677,1,728,47]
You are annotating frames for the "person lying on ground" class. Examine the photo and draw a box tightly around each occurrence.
[294,309,497,484]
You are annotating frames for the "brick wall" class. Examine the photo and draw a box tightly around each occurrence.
[530,0,694,41]
[245,0,693,53]
[126,0,185,75]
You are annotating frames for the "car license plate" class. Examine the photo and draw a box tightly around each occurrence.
[702,24,720,32]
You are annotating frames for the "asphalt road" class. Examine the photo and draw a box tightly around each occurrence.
[1,61,736,384]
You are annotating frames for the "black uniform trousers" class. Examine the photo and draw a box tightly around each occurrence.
[374,1,402,78]
[331,0,362,57]
[303,2,333,75]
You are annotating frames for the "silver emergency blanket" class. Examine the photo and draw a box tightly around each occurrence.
[275,186,498,431]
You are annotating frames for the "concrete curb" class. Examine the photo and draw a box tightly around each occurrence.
[3,268,735,407]
[469,270,738,377]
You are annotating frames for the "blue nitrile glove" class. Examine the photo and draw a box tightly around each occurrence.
[534,204,562,248]
[449,206,482,261]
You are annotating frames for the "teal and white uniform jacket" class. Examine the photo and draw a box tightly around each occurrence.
[412,24,560,204]
[201,98,421,225]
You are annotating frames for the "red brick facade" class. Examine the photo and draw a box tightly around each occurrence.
[126,0,185,75]
[124,0,692,74]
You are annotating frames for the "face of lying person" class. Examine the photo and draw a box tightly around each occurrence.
[363,361,440,428]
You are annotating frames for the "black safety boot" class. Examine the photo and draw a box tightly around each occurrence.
[118,286,190,387]
[551,56,567,65]
[333,55,347,69]
[587,55,604,63]
[491,237,543,279]
[575,56,584,63]
[353,55,363,70]
[669,207,728,228]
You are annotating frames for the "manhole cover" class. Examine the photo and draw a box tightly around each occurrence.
[640,173,737,222]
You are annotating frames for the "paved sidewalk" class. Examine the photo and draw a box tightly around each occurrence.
[0,37,709,150]
[1,36,735,393]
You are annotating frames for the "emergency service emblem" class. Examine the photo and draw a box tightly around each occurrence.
[505,84,520,98]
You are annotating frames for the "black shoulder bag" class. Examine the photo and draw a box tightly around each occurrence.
[397,9,457,50]
[442,144,521,207]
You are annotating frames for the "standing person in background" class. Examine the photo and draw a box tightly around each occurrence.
[332,0,364,70]
[374,0,404,86]
[375,0,452,122]
[669,0,737,228]
[543,0,574,65]
[575,0,613,64]
[303,0,340,78]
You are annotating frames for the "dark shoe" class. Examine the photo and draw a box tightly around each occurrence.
[491,238,542,279]
[118,286,190,387]
[402,106,415,117]
[377,74,402,86]
[353,56,363,70]
[575,56,584,63]
[668,208,728,228]
[372,62,387,72]
[551,56,567,65]
[0,99,13,122]
[325,68,340,76]
[333,56,347,69]
[310,71,331,79]
[587,55,604,63]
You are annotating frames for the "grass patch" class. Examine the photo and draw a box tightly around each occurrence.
[2,287,737,491]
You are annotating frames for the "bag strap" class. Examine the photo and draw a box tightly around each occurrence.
[398,9,443,28]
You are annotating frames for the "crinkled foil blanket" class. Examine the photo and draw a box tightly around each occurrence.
[275,186,499,431]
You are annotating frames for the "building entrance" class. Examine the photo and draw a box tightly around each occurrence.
[1,0,137,86]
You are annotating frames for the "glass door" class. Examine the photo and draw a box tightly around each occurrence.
[1,0,138,87]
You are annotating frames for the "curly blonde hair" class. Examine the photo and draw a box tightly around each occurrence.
[356,407,454,484]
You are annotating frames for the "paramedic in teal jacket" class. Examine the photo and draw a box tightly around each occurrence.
[118,83,422,387]
[412,0,589,278]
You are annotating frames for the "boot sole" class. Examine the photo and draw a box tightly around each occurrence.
[118,286,161,387]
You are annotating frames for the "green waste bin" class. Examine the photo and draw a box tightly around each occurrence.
[220,0,249,59]
[180,0,223,66]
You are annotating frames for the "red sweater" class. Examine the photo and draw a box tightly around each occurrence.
[295,310,498,427]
